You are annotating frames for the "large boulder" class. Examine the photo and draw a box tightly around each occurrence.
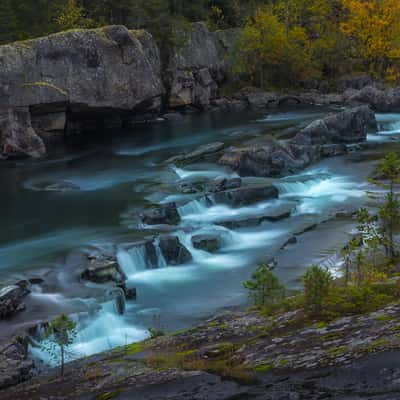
[346,86,400,112]
[294,106,376,145]
[0,26,164,157]
[81,255,126,285]
[0,284,30,319]
[140,203,180,226]
[192,234,221,253]
[219,142,321,178]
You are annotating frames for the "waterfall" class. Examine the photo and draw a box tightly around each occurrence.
[275,179,324,196]
[177,198,209,218]
[153,238,167,268]
[117,245,147,277]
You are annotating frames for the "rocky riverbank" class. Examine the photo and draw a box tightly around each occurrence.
[0,20,398,159]
[2,299,400,399]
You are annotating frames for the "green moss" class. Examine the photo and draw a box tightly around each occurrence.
[374,314,392,322]
[278,358,289,367]
[97,390,122,400]
[21,81,68,96]
[315,321,328,329]
[327,345,348,358]
[175,349,197,357]
[361,338,390,353]
[254,364,274,372]
[124,342,145,356]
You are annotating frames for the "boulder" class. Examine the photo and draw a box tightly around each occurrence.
[158,236,192,265]
[0,284,30,319]
[346,86,400,112]
[212,184,279,207]
[294,106,377,145]
[0,25,164,156]
[140,203,180,226]
[219,142,321,178]
[81,255,125,285]
[192,234,221,253]
[233,87,279,109]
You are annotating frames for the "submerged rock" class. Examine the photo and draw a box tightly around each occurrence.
[192,234,221,253]
[165,142,225,165]
[206,177,242,193]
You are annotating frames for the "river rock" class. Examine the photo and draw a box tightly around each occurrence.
[233,87,279,109]
[206,177,242,193]
[192,234,221,253]
[293,106,376,145]
[165,142,225,165]
[140,203,180,226]
[0,284,30,319]
[81,255,125,285]
[216,201,295,228]
[212,184,278,207]
[346,85,400,111]
[219,142,320,178]
[158,236,192,265]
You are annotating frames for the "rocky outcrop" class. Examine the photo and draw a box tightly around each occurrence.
[140,203,181,226]
[166,22,227,110]
[0,336,33,390]
[293,105,377,145]
[0,284,30,319]
[346,85,400,112]
[165,141,225,165]
[158,236,192,265]
[219,142,321,177]
[0,25,164,157]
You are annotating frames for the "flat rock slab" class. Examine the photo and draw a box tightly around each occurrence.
[216,201,296,229]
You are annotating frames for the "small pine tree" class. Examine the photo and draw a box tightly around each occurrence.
[243,264,285,307]
[55,0,96,31]
[44,314,77,376]
[303,264,333,316]
[374,152,400,260]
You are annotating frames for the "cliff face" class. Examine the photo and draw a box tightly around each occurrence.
[0,23,233,158]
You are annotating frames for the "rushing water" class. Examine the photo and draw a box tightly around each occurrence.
[1,107,399,365]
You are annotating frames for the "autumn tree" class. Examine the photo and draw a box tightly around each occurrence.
[341,0,400,82]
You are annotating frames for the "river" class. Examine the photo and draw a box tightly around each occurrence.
[0,106,399,365]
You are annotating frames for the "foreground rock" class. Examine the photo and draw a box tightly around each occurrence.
[81,254,125,285]
[220,142,320,177]
[0,337,33,391]
[4,303,400,398]
[294,105,376,145]
[0,284,30,319]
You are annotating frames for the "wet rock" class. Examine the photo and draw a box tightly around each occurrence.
[36,180,81,192]
[234,87,279,109]
[206,177,242,193]
[346,85,400,112]
[321,144,347,157]
[0,108,46,158]
[0,336,34,390]
[158,235,192,265]
[192,234,221,253]
[162,112,183,121]
[281,235,298,249]
[0,284,30,319]
[165,142,225,165]
[216,202,295,228]
[212,184,278,207]
[293,106,377,145]
[140,203,180,226]
[81,255,125,285]
[220,142,320,178]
